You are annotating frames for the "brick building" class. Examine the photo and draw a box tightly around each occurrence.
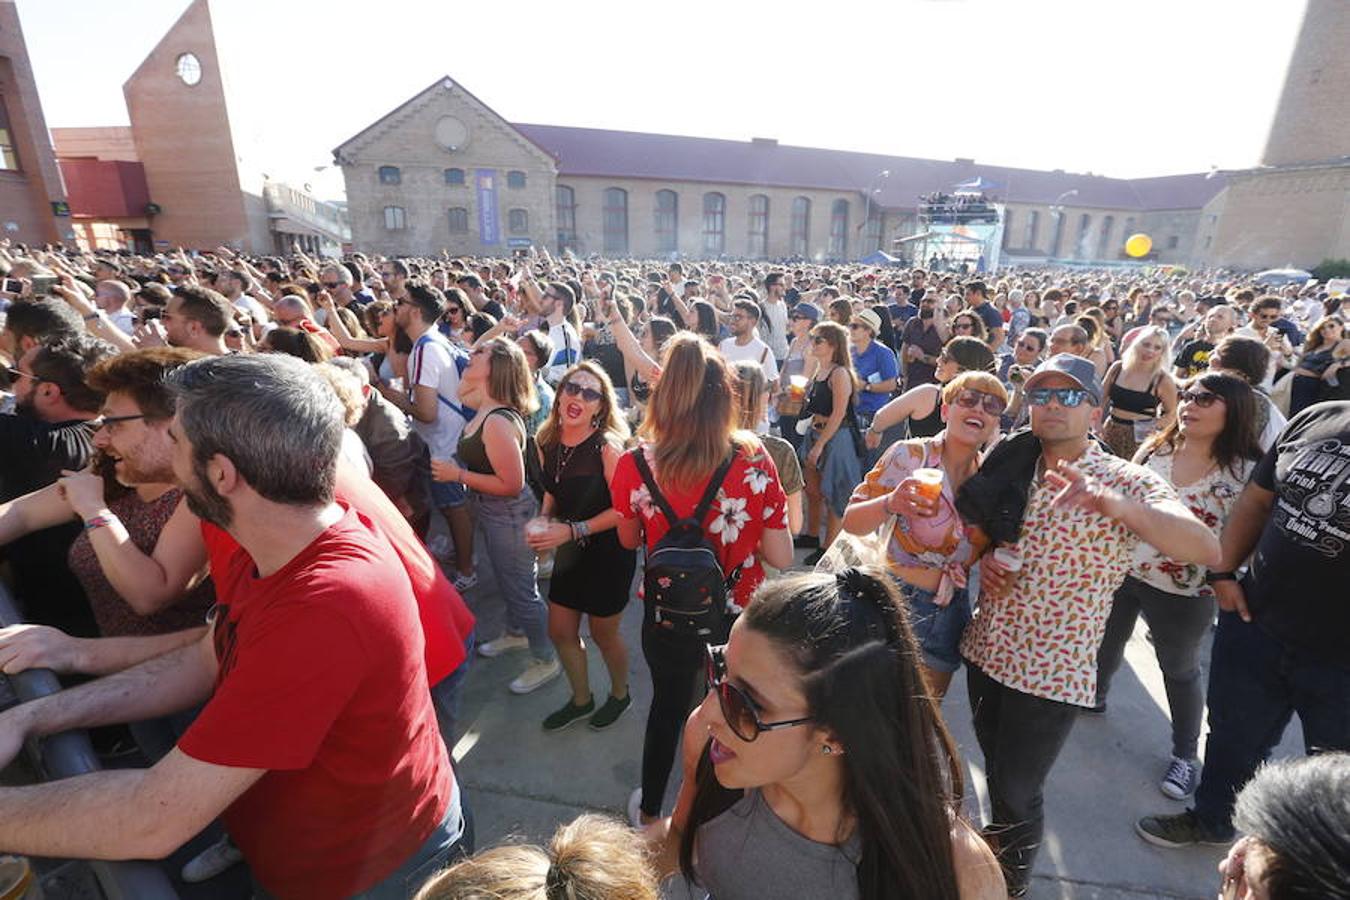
[0,0,71,246]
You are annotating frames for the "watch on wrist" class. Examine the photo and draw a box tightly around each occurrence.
[1204,571,1237,584]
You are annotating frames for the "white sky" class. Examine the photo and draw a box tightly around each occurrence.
[17,0,1306,201]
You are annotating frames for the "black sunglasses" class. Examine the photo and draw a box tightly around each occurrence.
[810,335,828,344]
[5,367,36,382]
[561,381,603,404]
[1178,389,1223,408]
[706,644,812,743]
[92,413,147,429]
[952,389,1007,416]
[321,281,341,290]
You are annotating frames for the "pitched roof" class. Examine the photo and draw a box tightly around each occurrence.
[511,123,1227,212]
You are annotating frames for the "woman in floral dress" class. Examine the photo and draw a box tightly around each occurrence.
[1095,373,1263,801]
[609,334,793,827]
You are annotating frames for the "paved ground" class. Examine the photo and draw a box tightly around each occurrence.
[453,544,1303,900]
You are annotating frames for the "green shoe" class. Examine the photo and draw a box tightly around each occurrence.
[588,693,632,731]
[543,696,594,732]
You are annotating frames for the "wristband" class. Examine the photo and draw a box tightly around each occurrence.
[573,519,591,540]
[83,512,117,532]
[1204,571,1236,584]
[84,312,101,322]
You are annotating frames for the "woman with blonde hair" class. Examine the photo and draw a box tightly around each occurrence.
[610,333,793,826]
[416,814,659,900]
[1289,315,1350,415]
[432,338,559,696]
[843,371,1008,699]
[1100,324,1178,459]
[798,321,862,565]
[525,361,637,732]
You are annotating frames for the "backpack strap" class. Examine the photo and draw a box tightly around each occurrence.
[631,447,736,527]
[413,332,474,421]
[692,449,737,524]
[631,449,681,525]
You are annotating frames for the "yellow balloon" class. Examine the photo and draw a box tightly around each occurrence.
[1125,233,1153,258]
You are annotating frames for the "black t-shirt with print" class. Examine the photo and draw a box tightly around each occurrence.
[1173,339,1215,379]
[1244,401,1350,668]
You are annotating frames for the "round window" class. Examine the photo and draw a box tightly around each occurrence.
[175,53,202,86]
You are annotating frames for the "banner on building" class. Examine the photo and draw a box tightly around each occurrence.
[476,169,500,246]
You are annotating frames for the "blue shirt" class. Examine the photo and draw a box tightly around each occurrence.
[852,340,899,415]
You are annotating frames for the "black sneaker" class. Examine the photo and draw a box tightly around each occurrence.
[543,696,594,732]
[793,534,820,550]
[803,547,826,566]
[589,694,632,731]
[1135,810,1232,848]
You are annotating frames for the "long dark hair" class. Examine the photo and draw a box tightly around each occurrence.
[1139,372,1262,478]
[689,299,719,342]
[679,569,967,900]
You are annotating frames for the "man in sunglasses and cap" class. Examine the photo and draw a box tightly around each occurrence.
[955,353,1221,896]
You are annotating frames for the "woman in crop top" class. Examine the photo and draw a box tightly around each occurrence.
[798,322,861,563]
[1289,316,1350,415]
[843,371,1007,700]
[645,569,1004,900]
[432,338,559,696]
[1100,326,1178,460]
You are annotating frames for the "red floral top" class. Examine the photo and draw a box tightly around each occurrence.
[960,443,1178,707]
[611,440,789,612]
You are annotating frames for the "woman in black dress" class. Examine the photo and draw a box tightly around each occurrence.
[527,361,637,732]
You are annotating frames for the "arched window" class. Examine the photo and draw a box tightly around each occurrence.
[791,197,811,257]
[508,208,529,234]
[829,199,849,258]
[556,185,577,252]
[447,207,468,232]
[654,190,679,254]
[507,170,526,189]
[1024,210,1040,249]
[603,188,628,255]
[378,166,401,185]
[444,168,465,185]
[1076,213,1093,258]
[747,194,769,258]
[383,206,406,230]
[702,192,726,255]
[1002,209,1015,250]
[1097,215,1115,259]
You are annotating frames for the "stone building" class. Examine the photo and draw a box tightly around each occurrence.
[0,0,71,246]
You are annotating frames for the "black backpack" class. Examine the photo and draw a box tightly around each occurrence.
[632,449,738,639]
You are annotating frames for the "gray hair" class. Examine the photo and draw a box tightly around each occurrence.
[326,354,371,386]
[320,263,353,286]
[277,294,313,318]
[167,353,343,507]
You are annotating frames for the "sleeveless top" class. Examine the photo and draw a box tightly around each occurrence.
[805,366,853,419]
[457,407,526,475]
[695,790,862,900]
[1108,372,1161,416]
[909,385,944,438]
[67,488,215,637]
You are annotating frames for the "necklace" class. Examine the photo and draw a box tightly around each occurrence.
[554,430,591,481]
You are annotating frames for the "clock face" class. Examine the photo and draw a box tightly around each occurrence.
[435,116,469,151]
[176,53,202,86]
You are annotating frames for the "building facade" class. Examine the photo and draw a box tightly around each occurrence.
[0,0,70,246]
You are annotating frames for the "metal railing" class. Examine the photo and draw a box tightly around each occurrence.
[0,583,179,900]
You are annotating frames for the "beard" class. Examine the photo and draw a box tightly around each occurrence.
[182,460,233,529]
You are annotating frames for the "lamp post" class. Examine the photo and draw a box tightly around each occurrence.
[1049,188,1078,259]
[859,169,891,256]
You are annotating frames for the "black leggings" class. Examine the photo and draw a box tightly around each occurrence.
[639,618,708,818]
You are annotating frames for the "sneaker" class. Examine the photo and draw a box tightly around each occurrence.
[510,658,561,694]
[589,694,632,731]
[1160,757,1201,800]
[477,632,529,658]
[452,570,479,592]
[793,534,820,550]
[627,787,645,828]
[543,696,595,731]
[803,547,826,566]
[1135,810,1231,849]
[181,835,244,883]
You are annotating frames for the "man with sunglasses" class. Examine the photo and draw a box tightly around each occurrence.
[1235,296,1294,388]
[959,354,1221,895]
[898,293,949,391]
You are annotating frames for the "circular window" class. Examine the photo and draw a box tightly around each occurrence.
[434,116,469,152]
[175,53,202,86]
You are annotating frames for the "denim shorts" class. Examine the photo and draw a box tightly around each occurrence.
[895,579,971,674]
[429,478,468,510]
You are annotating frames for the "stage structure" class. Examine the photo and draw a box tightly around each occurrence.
[894,177,1005,272]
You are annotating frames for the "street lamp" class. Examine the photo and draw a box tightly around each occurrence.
[1049,189,1078,258]
[860,169,891,253]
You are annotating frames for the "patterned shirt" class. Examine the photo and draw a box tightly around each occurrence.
[849,432,988,574]
[1131,451,1253,598]
[611,439,789,612]
[960,442,1178,707]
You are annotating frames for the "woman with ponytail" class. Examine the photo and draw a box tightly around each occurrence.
[646,568,1004,900]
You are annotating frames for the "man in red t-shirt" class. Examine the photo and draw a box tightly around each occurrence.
[0,355,464,899]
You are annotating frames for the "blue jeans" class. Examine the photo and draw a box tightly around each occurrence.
[473,489,553,662]
[430,630,476,749]
[1192,611,1350,836]
[895,579,971,674]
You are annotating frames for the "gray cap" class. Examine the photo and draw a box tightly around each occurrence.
[1023,353,1103,405]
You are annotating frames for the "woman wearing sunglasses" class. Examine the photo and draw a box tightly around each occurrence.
[1094,373,1262,801]
[646,569,1004,899]
[843,372,1008,699]
[526,362,636,733]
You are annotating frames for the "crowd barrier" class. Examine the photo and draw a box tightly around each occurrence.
[0,581,180,900]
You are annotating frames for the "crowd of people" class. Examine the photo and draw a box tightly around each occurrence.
[0,238,1346,899]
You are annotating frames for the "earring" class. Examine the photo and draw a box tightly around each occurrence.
[822,745,833,755]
